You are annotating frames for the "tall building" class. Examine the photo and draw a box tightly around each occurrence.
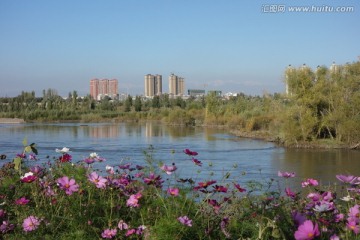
[144,74,162,97]
[168,73,185,96]
[90,78,118,100]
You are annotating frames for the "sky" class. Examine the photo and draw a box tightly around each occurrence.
[0,0,359,97]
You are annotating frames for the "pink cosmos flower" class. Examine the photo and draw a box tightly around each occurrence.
[167,187,179,196]
[160,164,177,175]
[294,220,320,240]
[193,180,217,190]
[213,185,228,193]
[336,175,360,185]
[56,176,79,195]
[0,220,15,233]
[22,215,41,232]
[106,165,115,175]
[15,197,30,205]
[183,148,198,156]
[347,220,360,234]
[101,228,117,239]
[178,216,192,227]
[88,172,108,189]
[125,229,136,236]
[278,171,295,178]
[143,173,163,188]
[20,172,37,183]
[126,192,142,208]
[285,187,296,199]
[301,178,319,187]
[348,204,360,222]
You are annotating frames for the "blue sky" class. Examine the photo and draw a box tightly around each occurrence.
[0,0,359,97]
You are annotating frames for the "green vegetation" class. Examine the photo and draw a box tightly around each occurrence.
[1,60,360,147]
[1,141,360,239]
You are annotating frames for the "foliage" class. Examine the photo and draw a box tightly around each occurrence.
[1,143,360,239]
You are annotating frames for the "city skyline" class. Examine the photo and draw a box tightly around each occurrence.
[0,1,359,97]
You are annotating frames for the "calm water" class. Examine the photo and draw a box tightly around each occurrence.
[1,122,359,190]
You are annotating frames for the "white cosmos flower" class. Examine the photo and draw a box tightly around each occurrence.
[90,152,99,159]
[55,147,70,153]
[341,195,353,202]
[20,172,34,179]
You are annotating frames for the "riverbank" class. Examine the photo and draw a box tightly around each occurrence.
[0,118,25,124]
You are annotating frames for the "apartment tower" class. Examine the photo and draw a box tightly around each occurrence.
[169,73,185,96]
[90,78,118,100]
[144,74,162,97]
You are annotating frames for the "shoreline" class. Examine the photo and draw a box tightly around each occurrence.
[0,118,25,124]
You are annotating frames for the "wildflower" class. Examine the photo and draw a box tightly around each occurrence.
[28,153,37,160]
[143,173,163,188]
[0,220,14,234]
[160,164,177,175]
[84,158,95,164]
[127,192,142,208]
[294,220,320,240]
[55,147,70,153]
[101,228,117,239]
[292,211,306,227]
[56,176,79,195]
[233,183,246,192]
[213,185,228,193]
[119,163,131,169]
[313,201,334,212]
[278,171,295,178]
[15,197,30,205]
[330,234,340,240]
[285,187,296,199]
[106,165,115,174]
[192,158,202,166]
[29,165,44,176]
[348,204,360,222]
[88,172,108,189]
[341,195,354,202]
[22,215,41,232]
[220,217,231,238]
[167,187,179,196]
[118,220,129,230]
[183,148,198,156]
[301,178,319,187]
[125,229,136,236]
[307,192,321,202]
[20,172,37,183]
[0,209,6,218]
[59,153,72,163]
[208,199,221,213]
[178,216,192,227]
[347,220,360,234]
[194,180,216,191]
[136,225,146,235]
[336,175,360,185]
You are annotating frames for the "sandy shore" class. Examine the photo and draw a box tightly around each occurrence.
[0,118,25,124]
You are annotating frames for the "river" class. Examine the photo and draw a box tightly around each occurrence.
[1,122,359,191]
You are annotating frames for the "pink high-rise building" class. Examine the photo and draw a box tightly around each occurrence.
[90,78,118,100]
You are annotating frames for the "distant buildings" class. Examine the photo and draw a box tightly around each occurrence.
[144,74,162,97]
[90,78,118,100]
[188,89,205,97]
[169,73,185,96]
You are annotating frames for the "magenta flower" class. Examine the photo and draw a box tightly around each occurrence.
[22,215,41,232]
[234,183,246,192]
[126,192,142,208]
[88,172,108,189]
[160,164,177,175]
[20,172,37,183]
[213,185,228,193]
[347,220,360,234]
[301,178,319,187]
[183,148,198,156]
[278,171,295,178]
[194,180,217,191]
[143,173,164,188]
[294,220,320,240]
[101,228,117,239]
[192,158,202,166]
[178,216,192,227]
[0,220,15,234]
[292,211,306,227]
[336,175,360,184]
[285,187,296,199]
[348,204,360,221]
[167,187,179,196]
[15,197,30,205]
[56,176,79,195]
[125,229,136,236]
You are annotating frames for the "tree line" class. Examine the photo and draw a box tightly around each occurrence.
[1,60,359,147]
